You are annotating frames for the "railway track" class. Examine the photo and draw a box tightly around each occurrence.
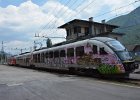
[116,77,140,86]
[8,65,140,86]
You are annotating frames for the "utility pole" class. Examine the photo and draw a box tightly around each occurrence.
[15,48,28,54]
[1,41,5,64]
[10,48,29,55]
[34,41,43,50]
[34,34,66,47]
[1,41,4,52]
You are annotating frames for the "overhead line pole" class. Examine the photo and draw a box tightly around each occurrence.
[1,41,7,64]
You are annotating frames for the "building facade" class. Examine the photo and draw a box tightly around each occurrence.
[58,17,124,41]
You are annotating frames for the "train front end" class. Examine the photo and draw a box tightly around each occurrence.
[106,40,138,74]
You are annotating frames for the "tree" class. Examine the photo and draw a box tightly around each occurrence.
[47,38,52,48]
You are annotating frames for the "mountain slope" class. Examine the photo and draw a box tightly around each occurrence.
[107,6,140,45]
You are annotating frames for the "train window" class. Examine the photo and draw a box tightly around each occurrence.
[60,50,66,57]
[54,51,59,58]
[49,51,53,58]
[35,54,37,63]
[93,45,98,54]
[33,55,35,62]
[100,47,108,55]
[67,48,74,57]
[33,54,37,63]
[45,52,49,58]
[37,53,40,63]
[41,53,45,63]
[76,46,84,57]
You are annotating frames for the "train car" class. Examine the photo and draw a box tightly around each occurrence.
[16,52,32,67]
[15,37,138,77]
[7,56,16,66]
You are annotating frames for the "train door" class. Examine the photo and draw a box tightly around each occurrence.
[45,52,49,65]
[25,57,30,67]
[60,49,66,68]
[48,51,54,67]
[75,46,85,65]
[54,50,60,68]
[67,48,75,64]
[41,52,45,63]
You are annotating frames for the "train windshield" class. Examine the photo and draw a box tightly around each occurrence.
[107,40,132,60]
[106,40,125,51]
[116,51,133,61]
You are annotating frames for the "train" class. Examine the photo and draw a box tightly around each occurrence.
[7,56,16,66]
[8,37,138,77]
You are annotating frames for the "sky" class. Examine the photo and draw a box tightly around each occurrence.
[0,0,139,54]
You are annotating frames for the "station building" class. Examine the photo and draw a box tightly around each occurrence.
[58,17,124,41]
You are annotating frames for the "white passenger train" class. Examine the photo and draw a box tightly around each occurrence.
[15,37,138,77]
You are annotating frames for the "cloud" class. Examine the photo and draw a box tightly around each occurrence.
[41,0,76,22]
[0,0,65,39]
[4,40,33,54]
[0,0,66,54]
[74,0,138,21]
[0,0,139,54]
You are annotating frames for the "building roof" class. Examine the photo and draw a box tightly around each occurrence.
[58,19,119,28]
[125,44,140,51]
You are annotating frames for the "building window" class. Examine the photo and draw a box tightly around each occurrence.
[93,45,98,54]
[67,48,74,57]
[74,26,81,34]
[76,46,84,57]
[66,29,70,36]
[85,27,89,35]
[66,29,71,36]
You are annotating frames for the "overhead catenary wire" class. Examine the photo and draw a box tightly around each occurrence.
[44,0,85,38]
[93,0,140,19]
[38,0,74,36]
[35,0,140,47]
[41,0,80,36]
[49,0,97,37]
[50,0,139,36]
[35,0,71,36]
[35,0,62,36]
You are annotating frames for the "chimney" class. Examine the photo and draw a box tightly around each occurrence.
[101,19,106,23]
[89,17,93,22]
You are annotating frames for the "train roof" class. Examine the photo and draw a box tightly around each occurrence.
[91,37,115,43]
[16,37,116,56]
[32,37,116,54]
[15,52,31,57]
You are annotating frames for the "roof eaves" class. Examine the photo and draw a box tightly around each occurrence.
[58,19,119,28]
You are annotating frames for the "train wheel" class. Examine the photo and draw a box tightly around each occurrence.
[69,67,76,74]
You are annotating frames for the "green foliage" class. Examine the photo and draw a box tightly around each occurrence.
[107,6,140,45]
[135,56,140,62]
[47,38,52,48]
[97,64,120,74]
